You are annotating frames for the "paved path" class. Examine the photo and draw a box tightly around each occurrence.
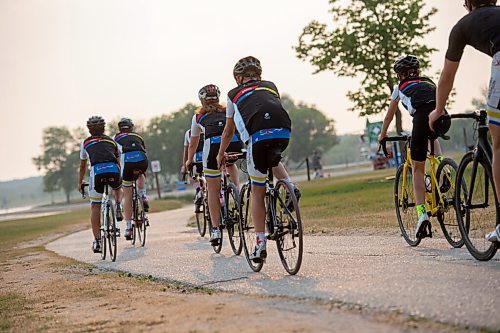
[47,207,500,330]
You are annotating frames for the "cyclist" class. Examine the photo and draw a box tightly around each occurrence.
[428,0,500,242]
[78,116,122,253]
[185,84,243,246]
[378,55,450,240]
[216,56,301,262]
[113,118,149,241]
[181,128,205,211]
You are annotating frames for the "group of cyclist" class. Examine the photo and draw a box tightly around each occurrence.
[77,0,499,258]
[379,0,500,243]
[182,56,301,262]
[78,117,149,253]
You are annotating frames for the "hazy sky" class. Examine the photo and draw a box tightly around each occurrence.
[0,0,492,181]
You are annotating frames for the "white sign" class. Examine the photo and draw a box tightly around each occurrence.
[151,160,161,173]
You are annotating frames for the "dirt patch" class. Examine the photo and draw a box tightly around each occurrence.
[0,249,478,333]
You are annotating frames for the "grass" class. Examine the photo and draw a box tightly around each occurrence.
[0,293,31,331]
[0,198,188,253]
[298,169,397,233]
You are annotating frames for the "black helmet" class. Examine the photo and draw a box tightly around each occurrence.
[433,112,451,139]
[87,116,105,129]
[118,117,134,131]
[198,84,221,101]
[393,55,420,74]
[233,56,262,77]
[465,0,497,11]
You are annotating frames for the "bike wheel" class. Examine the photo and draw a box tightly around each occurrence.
[139,199,147,247]
[436,158,464,248]
[274,180,303,275]
[395,164,421,246]
[195,197,207,237]
[108,203,117,262]
[239,183,263,272]
[455,152,499,261]
[226,183,242,255]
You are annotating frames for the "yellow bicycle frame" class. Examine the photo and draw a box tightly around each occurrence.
[400,145,448,217]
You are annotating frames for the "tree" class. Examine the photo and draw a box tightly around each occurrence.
[295,0,437,134]
[283,96,339,162]
[33,127,80,203]
[145,103,197,178]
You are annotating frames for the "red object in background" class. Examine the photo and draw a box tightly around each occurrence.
[372,155,387,170]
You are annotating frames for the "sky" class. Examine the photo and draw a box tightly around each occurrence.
[0,0,492,181]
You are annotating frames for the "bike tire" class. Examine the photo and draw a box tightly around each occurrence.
[455,152,499,261]
[131,196,137,245]
[100,206,107,260]
[274,180,303,275]
[195,197,207,237]
[394,164,421,246]
[109,202,117,262]
[227,182,242,255]
[436,158,464,248]
[239,183,263,272]
[139,198,147,247]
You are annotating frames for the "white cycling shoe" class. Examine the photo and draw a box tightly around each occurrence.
[415,212,431,239]
[249,241,267,263]
[210,229,221,245]
[485,225,500,243]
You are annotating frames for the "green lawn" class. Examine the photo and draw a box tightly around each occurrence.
[298,169,397,232]
[0,198,188,253]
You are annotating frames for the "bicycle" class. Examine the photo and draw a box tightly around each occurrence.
[239,157,303,275]
[451,110,499,261]
[380,135,463,247]
[81,181,119,262]
[190,154,243,255]
[131,172,149,247]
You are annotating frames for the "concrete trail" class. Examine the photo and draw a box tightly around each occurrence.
[47,206,500,330]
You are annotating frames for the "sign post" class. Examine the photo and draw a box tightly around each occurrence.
[151,160,162,199]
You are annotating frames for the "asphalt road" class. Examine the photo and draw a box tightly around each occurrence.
[47,206,500,330]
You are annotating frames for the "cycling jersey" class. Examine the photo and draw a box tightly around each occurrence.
[227,80,291,143]
[113,132,148,185]
[184,129,204,163]
[80,135,119,166]
[80,135,121,203]
[446,5,500,62]
[190,111,242,177]
[391,76,436,116]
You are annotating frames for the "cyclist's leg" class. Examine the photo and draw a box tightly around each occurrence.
[89,171,104,251]
[205,141,223,242]
[412,111,432,237]
[247,140,267,259]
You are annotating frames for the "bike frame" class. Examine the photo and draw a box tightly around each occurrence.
[400,138,446,217]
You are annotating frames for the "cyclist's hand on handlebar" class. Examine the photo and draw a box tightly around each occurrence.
[428,109,442,132]
[185,159,193,173]
[180,165,186,174]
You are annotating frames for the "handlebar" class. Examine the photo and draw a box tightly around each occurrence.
[450,110,485,121]
[80,183,89,198]
[378,136,409,157]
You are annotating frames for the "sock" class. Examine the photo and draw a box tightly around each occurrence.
[436,155,444,163]
[139,188,147,198]
[126,219,132,229]
[284,177,292,183]
[416,204,426,219]
[256,232,266,247]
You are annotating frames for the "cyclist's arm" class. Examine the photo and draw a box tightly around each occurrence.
[186,135,200,166]
[435,59,460,115]
[78,159,87,192]
[380,98,398,140]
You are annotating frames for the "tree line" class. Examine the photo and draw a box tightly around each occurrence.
[33,96,338,203]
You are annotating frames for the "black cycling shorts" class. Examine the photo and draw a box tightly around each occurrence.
[248,138,289,185]
[205,141,243,171]
[93,173,122,194]
[411,108,433,162]
[122,159,148,183]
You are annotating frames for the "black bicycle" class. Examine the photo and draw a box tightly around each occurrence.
[239,159,303,275]
[81,181,118,261]
[131,173,149,247]
[222,153,244,255]
[452,110,499,261]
